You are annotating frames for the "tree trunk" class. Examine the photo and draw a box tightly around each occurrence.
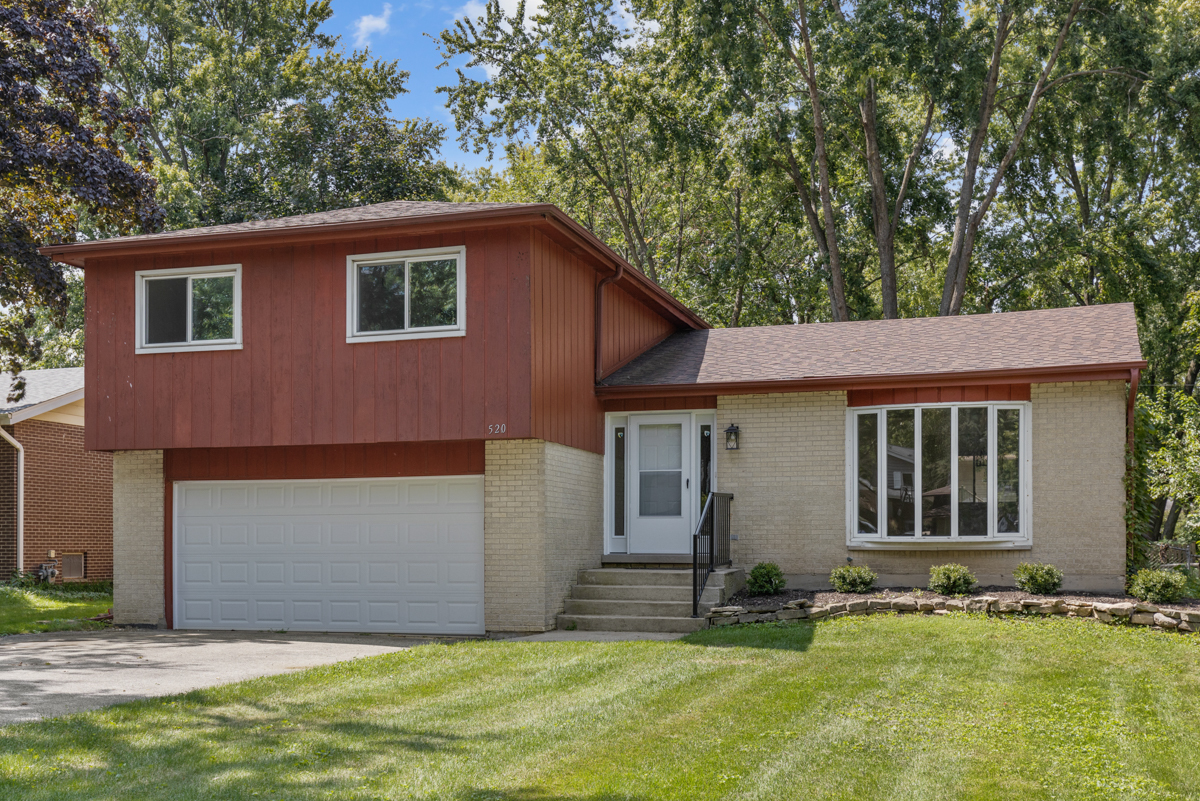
[861,79,898,319]
[796,0,848,322]
[940,10,1011,316]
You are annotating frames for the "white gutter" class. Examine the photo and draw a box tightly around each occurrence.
[0,427,22,575]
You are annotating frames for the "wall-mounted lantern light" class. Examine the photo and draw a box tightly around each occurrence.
[724,423,741,450]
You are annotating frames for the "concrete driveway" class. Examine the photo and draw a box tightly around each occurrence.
[0,629,436,725]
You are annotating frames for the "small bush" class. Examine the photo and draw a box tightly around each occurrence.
[928,563,977,596]
[1012,563,1063,595]
[1129,569,1189,604]
[747,562,786,595]
[829,565,877,593]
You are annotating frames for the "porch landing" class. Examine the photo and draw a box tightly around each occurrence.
[557,567,745,633]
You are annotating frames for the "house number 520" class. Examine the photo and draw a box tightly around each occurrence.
[488,423,507,434]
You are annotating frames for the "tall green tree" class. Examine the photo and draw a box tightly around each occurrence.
[0,0,161,397]
[659,0,1153,318]
[98,0,454,227]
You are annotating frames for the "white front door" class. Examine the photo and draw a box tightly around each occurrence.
[628,414,694,553]
[173,476,485,634]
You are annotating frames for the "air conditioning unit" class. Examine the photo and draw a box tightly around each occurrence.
[61,553,85,580]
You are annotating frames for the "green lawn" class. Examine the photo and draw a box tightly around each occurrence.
[2,615,1199,800]
[0,584,112,635]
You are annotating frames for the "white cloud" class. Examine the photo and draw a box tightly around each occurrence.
[454,0,543,29]
[353,3,393,48]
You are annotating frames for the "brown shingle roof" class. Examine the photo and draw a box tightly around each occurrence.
[600,303,1144,391]
[63,201,537,247]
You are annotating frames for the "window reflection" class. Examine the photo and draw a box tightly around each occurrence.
[921,407,951,536]
[997,409,1020,533]
[886,409,915,536]
[857,413,878,534]
[957,407,989,536]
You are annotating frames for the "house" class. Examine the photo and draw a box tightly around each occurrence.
[42,201,1145,634]
[1,368,113,581]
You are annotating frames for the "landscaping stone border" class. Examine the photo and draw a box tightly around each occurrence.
[707,597,1200,633]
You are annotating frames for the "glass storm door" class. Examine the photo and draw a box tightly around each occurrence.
[628,414,694,554]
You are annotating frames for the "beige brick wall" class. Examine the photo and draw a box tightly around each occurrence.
[485,439,602,632]
[543,441,604,623]
[112,450,165,626]
[717,392,847,575]
[717,382,1128,593]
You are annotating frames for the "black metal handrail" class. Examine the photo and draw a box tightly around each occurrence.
[693,492,734,617]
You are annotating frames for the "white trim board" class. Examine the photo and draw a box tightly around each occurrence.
[0,387,85,425]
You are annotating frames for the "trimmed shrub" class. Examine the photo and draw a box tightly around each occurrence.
[1012,563,1063,595]
[1129,569,1189,604]
[829,565,877,593]
[928,563,977,596]
[747,562,786,595]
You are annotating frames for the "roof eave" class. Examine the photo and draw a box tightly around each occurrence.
[594,362,1148,398]
[1,387,85,424]
[39,206,561,266]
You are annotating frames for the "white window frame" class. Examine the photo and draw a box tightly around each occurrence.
[346,246,467,343]
[844,401,1032,550]
[135,264,242,354]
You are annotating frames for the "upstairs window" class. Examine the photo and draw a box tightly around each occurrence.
[347,247,466,342]
[848,403,1031,545]
[136,265,241,353]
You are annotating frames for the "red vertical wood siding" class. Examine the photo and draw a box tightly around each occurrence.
[601,283,675,377]
[603,396,718,412]
[84,227,534,451]
[163,441,485,481]
[846,384,1032,407]
[529,231,606,453]
[528,231,682,454]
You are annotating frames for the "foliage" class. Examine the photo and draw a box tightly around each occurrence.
[828,565,877,593]
[1128,568,1190,604]
[0,0,161,396]
[927,563,977,595]
[1012,563,1064,596]
[1141,391,1200,539]
[442,2,834,326]
[98,0,455,227]
[747,561,786,595]
[26,270,84,369]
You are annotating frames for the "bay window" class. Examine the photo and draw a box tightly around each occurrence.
[848,403,1031,546]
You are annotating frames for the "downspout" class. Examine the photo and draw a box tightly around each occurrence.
[0,426,23,576]
[595,262,625,382]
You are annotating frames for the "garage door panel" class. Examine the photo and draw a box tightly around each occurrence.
[175,477,484,634]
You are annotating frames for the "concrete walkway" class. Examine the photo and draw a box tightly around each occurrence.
[0,629,432,725]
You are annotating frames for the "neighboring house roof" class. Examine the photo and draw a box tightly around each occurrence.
[40,200,708,331]
[599,303,1146,396]
[0,368,85,424]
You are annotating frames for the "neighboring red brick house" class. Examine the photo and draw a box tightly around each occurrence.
[43,201,1144,634]
[0,368,113,581]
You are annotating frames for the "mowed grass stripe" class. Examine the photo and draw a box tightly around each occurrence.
[2,614,1198,800]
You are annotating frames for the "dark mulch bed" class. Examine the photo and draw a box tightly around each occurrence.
[726,586,1200,612]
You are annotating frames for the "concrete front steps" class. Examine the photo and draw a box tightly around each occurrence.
[557,567,745,633]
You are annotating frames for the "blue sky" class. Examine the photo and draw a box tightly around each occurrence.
[322,0,515,172]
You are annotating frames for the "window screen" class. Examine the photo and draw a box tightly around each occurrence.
[357,263,407,332]
[145,277,188,344]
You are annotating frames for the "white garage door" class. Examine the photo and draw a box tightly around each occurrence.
[173,476,484,634]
